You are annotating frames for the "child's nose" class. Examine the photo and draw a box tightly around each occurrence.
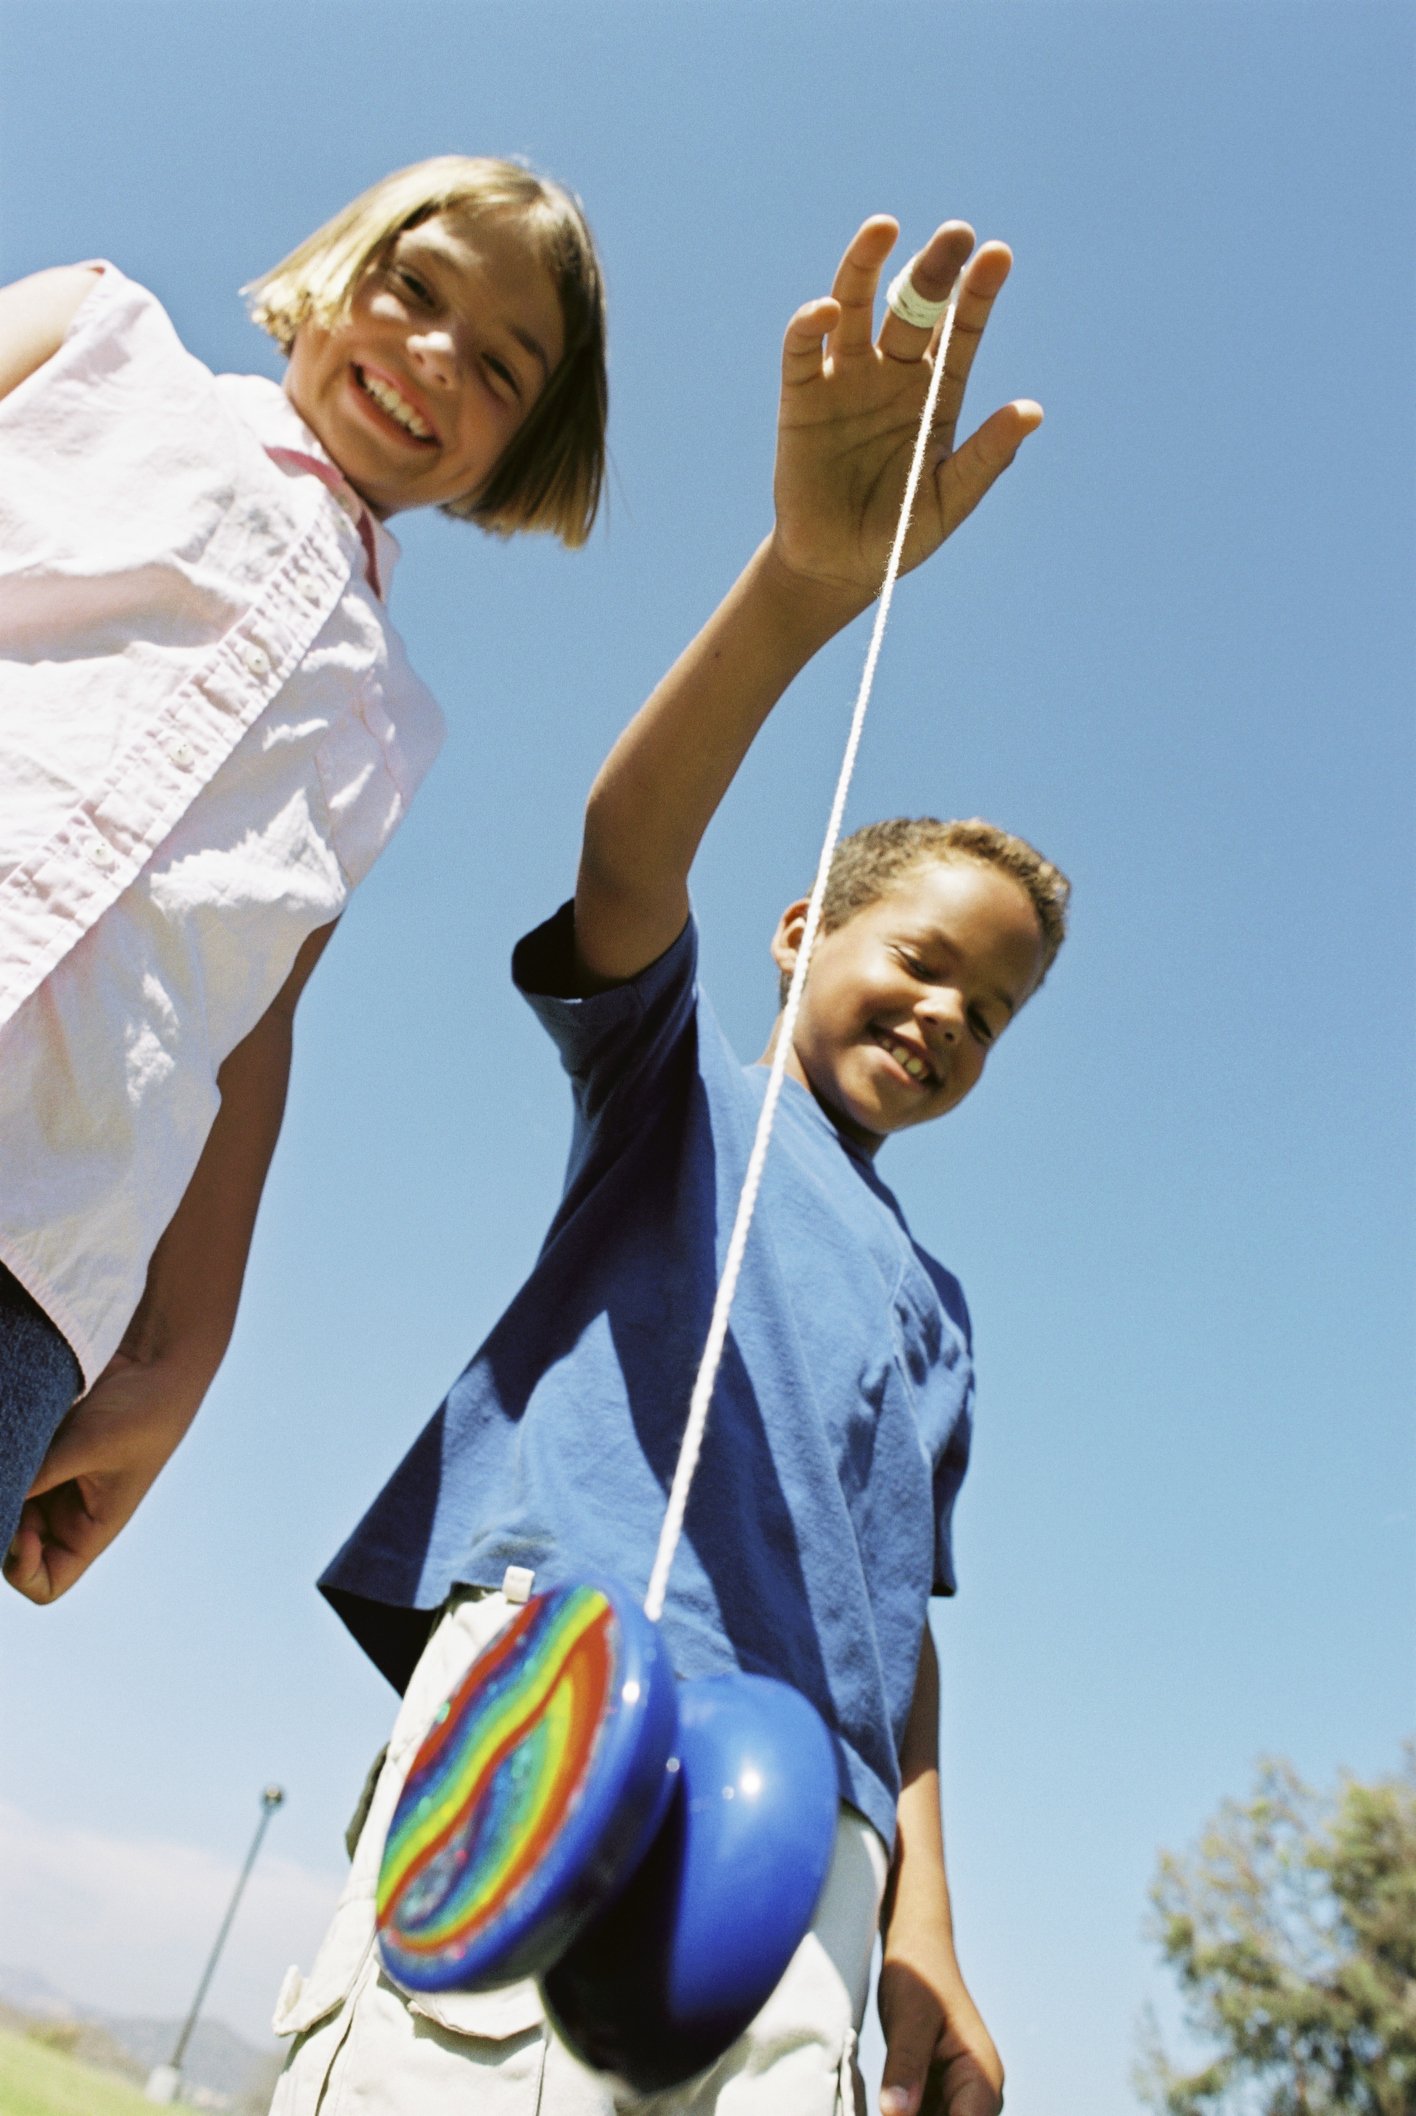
[407,327,460,389]
[916,987,964,1045]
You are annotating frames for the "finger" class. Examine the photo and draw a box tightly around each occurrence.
[929,241,1015,454]
[4,1496,73,1604]
[879,1981,943,2116]
[781,296,841,390]
[827,215,900,360]
[932,398,1042,534]
[27,1533,101,1602]
[929,2057,1002,2116]
[4,1510,46,1597]
[8,1484,108,1604]
[25,1413,107,1497]
[877,221,975,365]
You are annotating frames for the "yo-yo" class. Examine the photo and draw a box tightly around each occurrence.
[376,1576,838,2091]
[376,1578,678,1990]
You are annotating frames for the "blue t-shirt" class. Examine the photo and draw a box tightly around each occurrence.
[321,907,975,1849]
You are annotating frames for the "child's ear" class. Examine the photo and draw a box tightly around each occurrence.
[770,898,811,983]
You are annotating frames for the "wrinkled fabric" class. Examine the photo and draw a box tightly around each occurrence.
[0,266,443,1382]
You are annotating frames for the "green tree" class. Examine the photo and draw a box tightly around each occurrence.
[1136,1745,1416,2116]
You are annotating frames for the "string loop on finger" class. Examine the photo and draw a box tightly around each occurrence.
[886,266,953,331]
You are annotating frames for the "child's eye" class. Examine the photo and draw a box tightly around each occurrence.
[484,355,522,402]
[394,267,433,306]
[968,1010,997,1047]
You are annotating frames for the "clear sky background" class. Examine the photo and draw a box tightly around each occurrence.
[1,4,1412,2111]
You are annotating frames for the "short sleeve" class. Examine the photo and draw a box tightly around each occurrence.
[513,902,699,1131]
[900,1250,975,1599]
[930,1375,973,1596]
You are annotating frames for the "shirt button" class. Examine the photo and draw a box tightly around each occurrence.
[300,576,325,606]
[86,838,117,871]
[242,641,271,679]
[167,737,196,770]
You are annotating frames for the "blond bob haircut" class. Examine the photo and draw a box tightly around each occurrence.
[781,816,1071,1003]
[245,156,607,547]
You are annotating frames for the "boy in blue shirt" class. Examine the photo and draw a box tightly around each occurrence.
[274,214,1067,2116]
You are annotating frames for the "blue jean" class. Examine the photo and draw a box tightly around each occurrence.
[0,1264,81,1552]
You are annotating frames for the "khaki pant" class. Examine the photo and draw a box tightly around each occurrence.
[270,1587,888,2115]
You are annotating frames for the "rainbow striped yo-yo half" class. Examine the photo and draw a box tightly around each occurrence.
[376,1578,680,1992]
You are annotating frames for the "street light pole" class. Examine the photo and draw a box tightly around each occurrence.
[144,1784,285,2105]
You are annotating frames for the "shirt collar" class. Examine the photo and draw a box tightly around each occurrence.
[216,372,401,599]
[754,1063,882,1170]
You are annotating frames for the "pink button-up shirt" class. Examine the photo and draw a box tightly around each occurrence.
[0,266,445,1383]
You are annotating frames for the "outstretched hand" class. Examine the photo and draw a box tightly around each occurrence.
[4,1352,202,1603]
[771,217,1041,607]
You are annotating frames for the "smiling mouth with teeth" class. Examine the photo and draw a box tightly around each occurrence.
[354,367,435,442]
[874,1028,935,1085]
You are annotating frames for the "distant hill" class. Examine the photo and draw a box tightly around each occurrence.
[0,1966,72,2020]
[99,2015,281,2107]
[0,1966,282,2112]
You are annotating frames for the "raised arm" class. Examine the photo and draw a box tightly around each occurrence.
[572,217,1040,991]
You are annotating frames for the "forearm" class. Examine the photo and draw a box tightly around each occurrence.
[575,537,863,986]
[885,1622,960,1961]
[876,1624,1002,2115]
[117,919,335,1387]
[118,1005,294,1387]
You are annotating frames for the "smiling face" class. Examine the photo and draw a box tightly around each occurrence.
[768,856,1047,1155]
[283,210,566,518]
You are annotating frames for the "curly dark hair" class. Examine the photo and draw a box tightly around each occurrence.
[780,816,1070,1003]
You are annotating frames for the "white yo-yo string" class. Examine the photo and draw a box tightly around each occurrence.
[643,269,964,1625]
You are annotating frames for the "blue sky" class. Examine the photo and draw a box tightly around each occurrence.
[1,4,1412,2110]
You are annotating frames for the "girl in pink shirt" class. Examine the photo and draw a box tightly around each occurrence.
[0,156,606,1602]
